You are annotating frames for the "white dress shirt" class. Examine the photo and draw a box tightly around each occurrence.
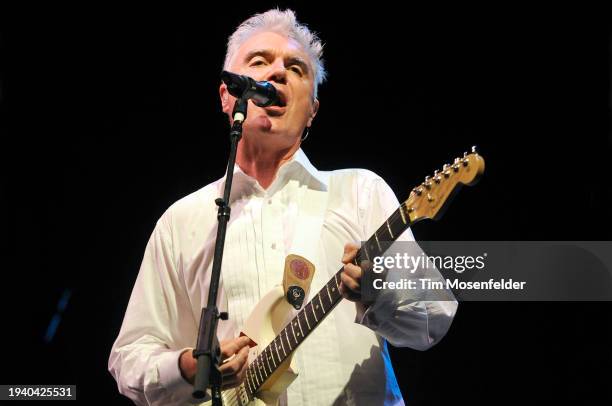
[108,149,457,405]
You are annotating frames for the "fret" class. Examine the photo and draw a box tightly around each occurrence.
[266,347,274,371]
[319,286,330,309]
[334,271,341,289]
[318,294,326,314]
[261,357,269,381]
[386,219,394,239]
[289,322,298,345]
[368,240,378,258]
[374,232,382,252]
[330,281,338,297]
[264,348,274,372]
[246,369,255,393]
[254,359,263,384]
[329,279,341,301]
[254,362,262,387]
[303,305,312,330]
[380,221,391,241]
[392,210,409,240]
[278,333,287,357]
[399,204,407,224]
[362,244,370,261]
[298,311,310,335]
[282,328,293,351]
[273,337,282,363]
[258,358,267,381]
[248,364,258,388]
[325,282,333,303]
[269,346,277,369]
[309,302,319,322]
[293,319,303,340]
[313,300,323,319]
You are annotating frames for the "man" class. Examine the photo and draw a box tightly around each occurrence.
[109,9,457,405]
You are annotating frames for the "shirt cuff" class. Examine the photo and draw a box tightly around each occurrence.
[158,348,196,404]
[354,296,396,331]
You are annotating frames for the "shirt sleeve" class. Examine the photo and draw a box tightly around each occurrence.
[108,210,198,405]
[355,173,458,350]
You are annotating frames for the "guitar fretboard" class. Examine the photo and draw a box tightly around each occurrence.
[242,201,413,398]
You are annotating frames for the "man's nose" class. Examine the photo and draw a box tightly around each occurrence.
[264,60,287,85]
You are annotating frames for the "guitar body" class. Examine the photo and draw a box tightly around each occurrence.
[199,148,484,406]
[204,286,299,406]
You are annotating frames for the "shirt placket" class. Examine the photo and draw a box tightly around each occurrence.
[261,192,287,292]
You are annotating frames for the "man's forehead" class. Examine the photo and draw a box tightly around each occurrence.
[235,31,309,62]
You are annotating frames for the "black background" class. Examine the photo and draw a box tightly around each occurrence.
[1,2,611,405]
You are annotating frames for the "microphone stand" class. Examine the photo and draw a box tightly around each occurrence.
[192,95,249,404]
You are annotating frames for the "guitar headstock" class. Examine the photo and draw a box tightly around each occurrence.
[404,146,485,223]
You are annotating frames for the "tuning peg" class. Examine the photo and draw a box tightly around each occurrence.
[432,170,441,183]
[471,145,478,154]
[412,187,423,196]
[442,164,451,177]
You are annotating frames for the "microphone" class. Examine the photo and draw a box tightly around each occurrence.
[221,70,280,107]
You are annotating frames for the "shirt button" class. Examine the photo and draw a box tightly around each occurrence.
[271,243,276,250]
[268,199,272,205]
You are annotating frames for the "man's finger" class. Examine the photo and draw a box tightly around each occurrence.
[220,336,251,360]
[220,345,249,376]
[342,243,360,263]
[339,282,362,302]
[343,263,362,280]
[341,271,360,292]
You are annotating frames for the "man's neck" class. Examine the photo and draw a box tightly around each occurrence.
[236,141,301,190]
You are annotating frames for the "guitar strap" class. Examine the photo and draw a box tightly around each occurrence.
[282,176,328,310]
[283,173,346,406]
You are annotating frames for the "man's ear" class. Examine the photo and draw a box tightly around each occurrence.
[307,98,320,127]
[219,83,231,115]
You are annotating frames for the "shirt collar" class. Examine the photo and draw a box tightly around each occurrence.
[222,148,328,202]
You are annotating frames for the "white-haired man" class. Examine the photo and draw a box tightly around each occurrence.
[109,9,457,406]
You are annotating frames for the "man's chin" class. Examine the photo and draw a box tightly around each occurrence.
[250,114,273,132]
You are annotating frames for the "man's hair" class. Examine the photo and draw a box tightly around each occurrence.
[223,8,326,99]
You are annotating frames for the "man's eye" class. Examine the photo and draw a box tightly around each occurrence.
[289,66,303,75]
[250,59,266,67]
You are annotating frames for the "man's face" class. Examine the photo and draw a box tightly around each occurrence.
[220,31,319,148]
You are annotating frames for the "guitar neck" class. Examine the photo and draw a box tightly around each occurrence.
[243,202,413,397]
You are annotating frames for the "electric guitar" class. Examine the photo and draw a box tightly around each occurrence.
[208,147,485,406]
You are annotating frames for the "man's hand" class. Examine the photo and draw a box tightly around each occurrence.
[340,243,363,302]
[179,336,251,389]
